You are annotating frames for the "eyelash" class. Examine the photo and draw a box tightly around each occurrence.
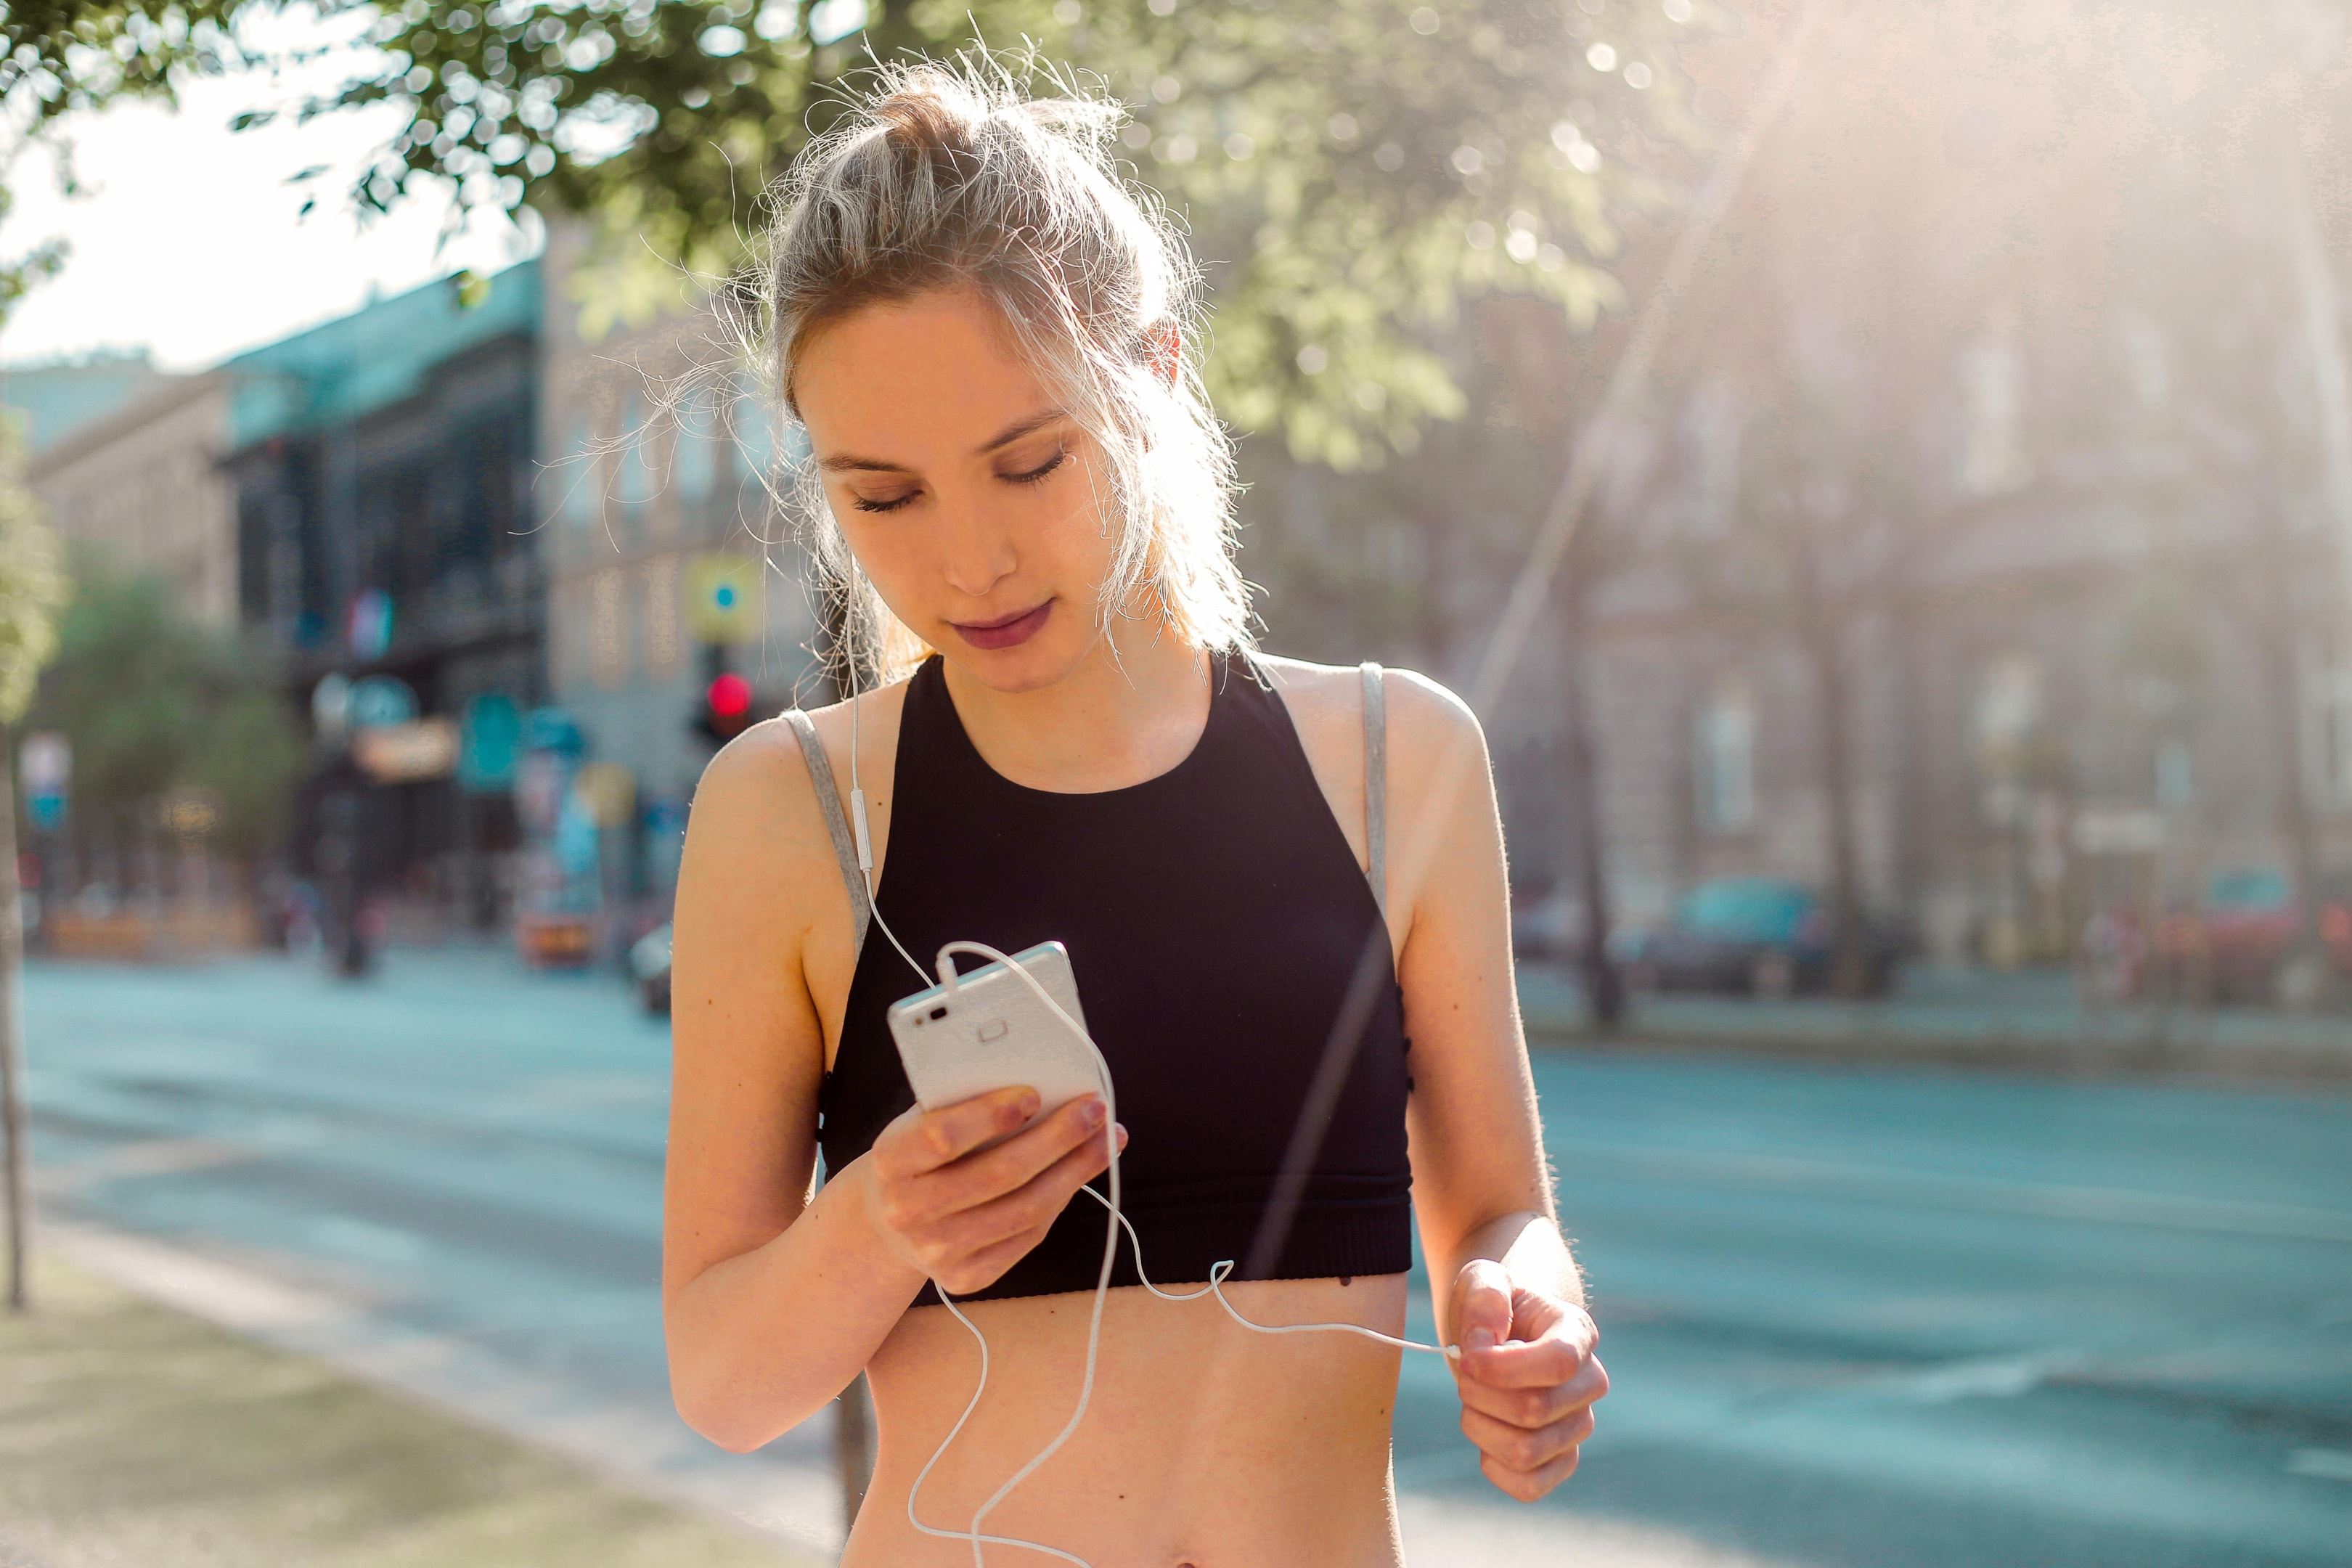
[849,448,1067,514]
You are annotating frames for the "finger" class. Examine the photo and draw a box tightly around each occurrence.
[881,1087,1042,1174]
[923,1118,1119,1259]
[932,1219,1057,1297]
[1478,1441,1584,1503]
[918,1095,1108,1214]
[1450,1259,1515,1352]
[1460,1402,1596,1474]
[1458,1330,1591,1392]
[1456,1355,1608,1429]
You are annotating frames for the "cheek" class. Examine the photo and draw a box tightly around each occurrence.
[1026,455,1122,580]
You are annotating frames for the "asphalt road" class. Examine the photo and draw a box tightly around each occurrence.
[17,948,2352,1567]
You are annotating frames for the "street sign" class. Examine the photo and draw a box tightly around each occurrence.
[348,674,419,729]
[21,732,68,831]
[571,761,637,829]
[354,717,460,783]
[348,589,394,659]
[686,554,762,645]
[311,674,352,738]
[524,706,586,758]
[458,693,523,791]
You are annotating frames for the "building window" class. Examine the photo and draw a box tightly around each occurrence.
[1694,673,1755,833]
[2300,640,2352,809]
[642,553,683,677]
[560,416,598,533]
[1958,323,2030,498]
[735,391,779,489]
[591,567,628,688]
[616,393,659,511]
[677,391,721,505]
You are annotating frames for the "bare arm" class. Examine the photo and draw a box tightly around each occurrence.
[1384,672,1607,1501]
[661,717,1114,1453]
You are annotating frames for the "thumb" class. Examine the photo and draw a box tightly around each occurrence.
[1452,1258,1514,1352]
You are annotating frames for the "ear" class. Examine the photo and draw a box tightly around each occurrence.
[1145,322,1182,388]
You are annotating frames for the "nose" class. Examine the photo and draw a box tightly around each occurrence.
[934,489,1018,600]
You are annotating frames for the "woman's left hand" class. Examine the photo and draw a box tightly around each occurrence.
[1447,1258,1609,1501]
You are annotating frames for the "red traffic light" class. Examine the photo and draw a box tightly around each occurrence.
[708,672,752,718]
[695,671,756,744]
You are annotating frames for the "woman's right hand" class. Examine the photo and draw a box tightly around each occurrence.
[857,1087,1124,1297]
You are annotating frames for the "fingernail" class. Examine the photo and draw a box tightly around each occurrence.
[1079,1098,1107,1130]
[1114,1123,1129,1148]
[1464,1328,1497,1352]
[1015,1091,1041,1119]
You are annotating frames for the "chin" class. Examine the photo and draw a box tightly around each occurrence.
[941,624,1096,694]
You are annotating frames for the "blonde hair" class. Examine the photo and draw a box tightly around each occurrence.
[756,56,1249,683]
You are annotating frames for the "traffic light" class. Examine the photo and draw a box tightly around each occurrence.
[695,671,755,743]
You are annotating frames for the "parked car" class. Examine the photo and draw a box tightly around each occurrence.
[630,923,673,1015]
[1625,877,1897,997]
[2155,869,2352,1005]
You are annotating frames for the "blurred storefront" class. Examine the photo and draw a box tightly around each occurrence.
[221,263,546,932]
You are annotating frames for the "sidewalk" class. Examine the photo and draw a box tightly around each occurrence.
[1518,962,2352,1082]
[0,1254,817,1568]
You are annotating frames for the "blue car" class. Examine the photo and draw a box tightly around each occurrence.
[1628,878,1893,997]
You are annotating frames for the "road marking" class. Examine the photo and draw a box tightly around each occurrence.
[1867,1349,2081,1405]
[1561,1143,2352,1244]
[32,1136,256,1191]
[45,1222,347,1331]
[2287,1448,2352,1482]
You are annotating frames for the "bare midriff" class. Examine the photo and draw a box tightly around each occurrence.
[846,1273,1412,1567]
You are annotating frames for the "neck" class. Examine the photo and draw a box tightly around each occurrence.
[939,621,1214,793]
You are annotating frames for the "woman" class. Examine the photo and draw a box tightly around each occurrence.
[664,62,1606,1565]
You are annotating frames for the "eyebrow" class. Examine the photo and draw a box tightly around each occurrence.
[817,409,1069,475]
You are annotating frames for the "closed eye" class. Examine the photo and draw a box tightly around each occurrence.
[1001,448,1067,486]
[850,489,918,514]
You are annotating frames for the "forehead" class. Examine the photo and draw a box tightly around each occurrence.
[793,289,1054,461]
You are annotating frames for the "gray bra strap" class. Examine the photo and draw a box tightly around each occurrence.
[783,709,870,957]
[1360,662,1387,923]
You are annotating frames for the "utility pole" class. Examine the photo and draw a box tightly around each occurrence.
[3,719,30,1312]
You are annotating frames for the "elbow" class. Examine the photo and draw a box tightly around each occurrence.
[670,1357,844,1454]
[673,1381,788,1455]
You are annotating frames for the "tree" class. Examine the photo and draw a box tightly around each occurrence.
[0,0,264,319]
[0,423,68,1314]
[23,550,303,883]
[299,0,1715,465]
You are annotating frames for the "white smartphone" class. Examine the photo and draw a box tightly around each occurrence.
[886,942,1103,1135]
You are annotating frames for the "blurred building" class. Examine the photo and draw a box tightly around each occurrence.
[535,221,821,920]
[222,264,547,922]
[7,354,238,624]
[3,349,177,453]
[1243,65,2352,978]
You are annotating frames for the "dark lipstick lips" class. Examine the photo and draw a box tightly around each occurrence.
[951,600,1052,651]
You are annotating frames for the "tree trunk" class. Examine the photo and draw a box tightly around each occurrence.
[1560,605,1624,1027]
[1,722,31,1312]
[1807,624,1872,998]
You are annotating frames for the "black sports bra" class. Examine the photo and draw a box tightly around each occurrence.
[791,652,1413,1306]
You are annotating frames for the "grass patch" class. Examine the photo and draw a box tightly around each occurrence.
[0,1255,815,1568]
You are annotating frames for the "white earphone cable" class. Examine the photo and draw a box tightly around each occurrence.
[843,678,1450,1567]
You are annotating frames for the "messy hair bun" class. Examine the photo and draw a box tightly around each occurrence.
[759,55,1248,679]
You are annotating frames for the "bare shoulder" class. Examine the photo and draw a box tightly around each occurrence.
[677,716,824,896]
[688,680,909,828]
[1254,653,1484,767]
